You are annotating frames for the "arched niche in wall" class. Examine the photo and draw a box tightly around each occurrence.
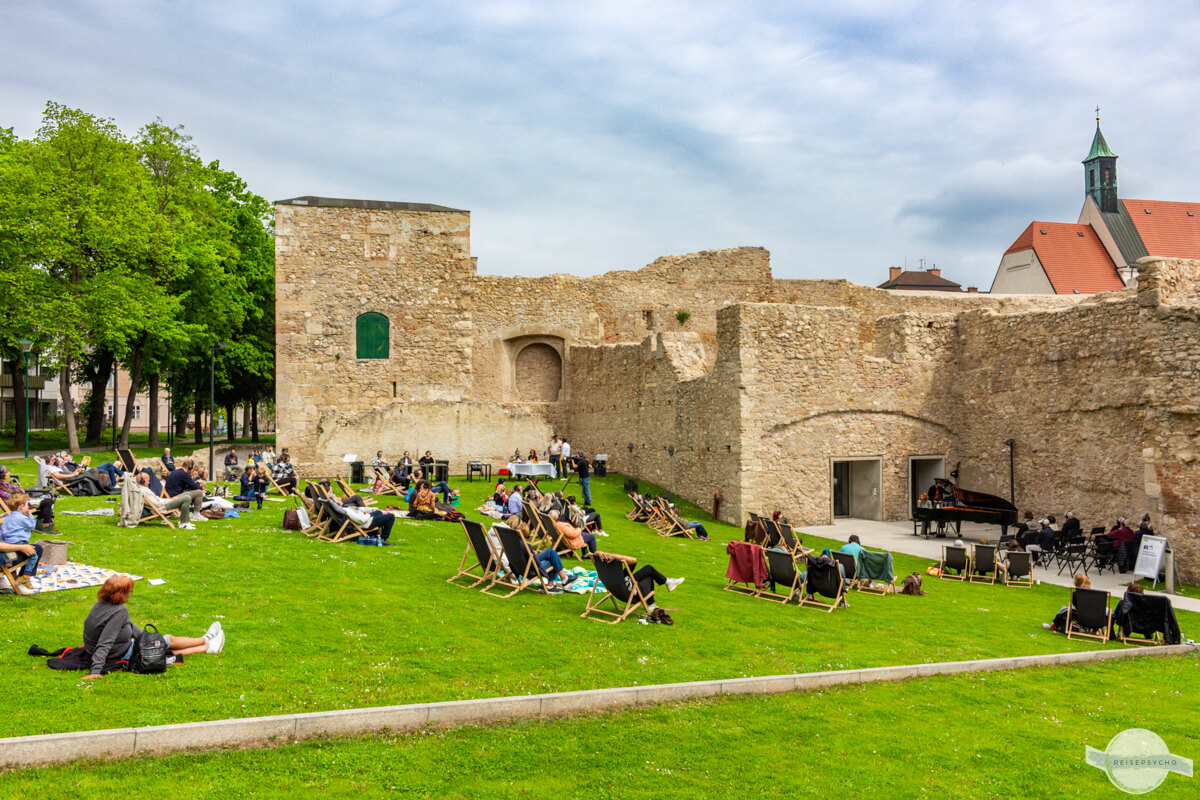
[502,333,566,403]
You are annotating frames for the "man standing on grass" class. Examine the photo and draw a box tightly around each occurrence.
[571,453,592,506]
[560,439,571,480]
[548,435,562,478]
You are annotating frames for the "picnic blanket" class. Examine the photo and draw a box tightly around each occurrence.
[562,566,606,594]
[24,562,144,594]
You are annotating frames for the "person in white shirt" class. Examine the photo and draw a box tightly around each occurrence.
[560,440,571,479]
[137,472,196,529]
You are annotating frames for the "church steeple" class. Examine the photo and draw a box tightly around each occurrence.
[1083,108,1118,213]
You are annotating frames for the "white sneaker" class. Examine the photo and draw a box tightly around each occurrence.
[206,630,225,654]
[666,577,685,592]
[179,523,196,530]
[205,621,223,640]
[14,582,33,596]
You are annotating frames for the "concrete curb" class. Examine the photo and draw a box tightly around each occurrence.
[3,644,1194,769]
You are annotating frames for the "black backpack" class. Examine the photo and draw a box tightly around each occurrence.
[130,624,169,674]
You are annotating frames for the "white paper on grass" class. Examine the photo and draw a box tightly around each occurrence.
[148,578,166,586]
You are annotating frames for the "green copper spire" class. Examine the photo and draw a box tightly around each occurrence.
[1084,108,1116,160]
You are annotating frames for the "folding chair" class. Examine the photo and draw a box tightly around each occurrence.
[320,502,369,544]
[1065,587,1112,644]
[1089,537,1118,575]
[758,548,804,603]
[724,540,766,596]
[832,551,863,590]
[658,505,697,539]
[523,501,553,545]
[1057,537,1088,577]
[447,519,501,589]
[970,544,997,584]
[581,553,652,624]
[1,549,32,595]
[303,499,334,539]
[372,467,403,497]
[939,545,969,581]
[1002,550,1033,588]
[775,523,810,556]
[626,493,650,522]
[140,497,180,529]
[645,498,673,533]
[800,556,846,612]
[856,549,897,595]
[483,524,549,599]
[537,508,584,561]
[115,449,137,472]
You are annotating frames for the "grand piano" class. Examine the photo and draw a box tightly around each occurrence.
[912,478,1018,538]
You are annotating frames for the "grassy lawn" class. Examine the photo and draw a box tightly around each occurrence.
[1,468,1194,741]
[5,653,1197,797]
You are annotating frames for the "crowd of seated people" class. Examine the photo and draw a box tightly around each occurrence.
[1016,509,1153,572]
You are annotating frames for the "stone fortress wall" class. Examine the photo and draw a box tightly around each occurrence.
[275,199,1200,580]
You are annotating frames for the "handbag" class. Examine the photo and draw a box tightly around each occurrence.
[283,509,301,530]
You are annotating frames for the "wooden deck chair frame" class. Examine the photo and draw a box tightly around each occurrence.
[1,550,32,595]
[115,449,137,472]
[852,550,897,595]
[1065,588,1112,644]
[303,499,333,539]
[0,495,10,522]
[939,545,969,581]
[319,502,369,543]
[372,467,403,497]
[581,553,651,624]
[1117,594,1172,647]
[658,505,697,539]
[333,477,360,499]
[723,541,766,597]
[799,556,846,613]
[538,508,584,561]
[626,493,651,522]
[482,524,548,599]
[775,523,810,556]
[832,551,864,591]
[522,500,553,545]
[140,497,180,529]
[1002,550,1034,588]
[46,471,75,497]
[757,548,803,604]
[644,498,672,532]
[634,494,659,527]
[447,519,501,589]
[969,544,997,584]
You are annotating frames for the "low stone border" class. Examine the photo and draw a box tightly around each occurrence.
[3,644,1194,769]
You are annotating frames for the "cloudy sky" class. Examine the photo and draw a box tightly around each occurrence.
[3,1,1198,288]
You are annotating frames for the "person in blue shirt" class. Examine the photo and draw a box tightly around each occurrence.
[506,485,525,519]
[839,535,865,561]
[1,493,41,593]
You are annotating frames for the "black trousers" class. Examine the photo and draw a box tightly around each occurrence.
[634,565,667,600]
[35,496,55,527]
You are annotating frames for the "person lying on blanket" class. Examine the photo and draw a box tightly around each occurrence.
[0,493,41,595]
[81,575,225,679]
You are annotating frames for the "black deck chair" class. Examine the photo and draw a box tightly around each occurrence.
[483,524,548,598]
[1002,550,1033,588]
[1065,588,1112,643]
[320,501,366,543]
[304,499,333,539]
[538,508,584,560]
[1,550,32,595]
[763,522,784,550]
[800,556,846,612]
[939,545,969,581]
[1113,592,1181,646]
[581,553,652,623]
[776,523,808,555]
[970,544,997,584]
[447,519,500,589]
[115,449,137,472]
[140,467,165,497]
[832,551,861,590]
[758,548,803,604]
[724,540,765,597]
[626,494,650,522]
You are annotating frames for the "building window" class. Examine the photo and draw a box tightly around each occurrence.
[356,312,390,360]
[132,404,142,421]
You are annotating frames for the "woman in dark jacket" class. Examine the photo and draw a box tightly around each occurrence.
[80,575,225,680]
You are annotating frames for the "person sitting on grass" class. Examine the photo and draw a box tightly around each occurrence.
[548,509,597,555]
[0,493,41,595]
[409,480,443,520]
[224,449,240,482]
[80,575,224,679]
[237,467,269,509]
[271,453,299,495]
[493,479,507,507]
[505,484,525,519]
[1045,573,1092,633]
[137,472,196,529]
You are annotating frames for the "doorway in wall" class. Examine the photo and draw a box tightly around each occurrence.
[831,458,882,520]
[909,456,946,516]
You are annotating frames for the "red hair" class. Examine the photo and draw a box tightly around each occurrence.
[97,575,134,605]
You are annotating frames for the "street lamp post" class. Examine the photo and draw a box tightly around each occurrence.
[209,343,226,480]
[18,339,33,459]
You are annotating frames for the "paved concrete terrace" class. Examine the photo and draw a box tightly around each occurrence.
[807,518,1200,615]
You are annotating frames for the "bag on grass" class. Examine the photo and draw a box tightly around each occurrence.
[283,509,301,530]
[130,624,169,674]
[201,507,226,520]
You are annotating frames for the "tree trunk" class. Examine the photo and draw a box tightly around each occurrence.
[60,363,80,453]
[9,358,26,451]
[118,345,144,449]
[242,404,251,441]
[83,354,114,445]
[225,401,235,442]
[147,373,160,448]
[251,400,259,443]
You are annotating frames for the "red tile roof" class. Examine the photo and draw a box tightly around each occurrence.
[1122,199,1200,259]
[1004,222,1124,294]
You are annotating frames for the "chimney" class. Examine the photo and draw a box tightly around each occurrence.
[967,286,979,293]
[888,266,901,280]
[928,268,941,277]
